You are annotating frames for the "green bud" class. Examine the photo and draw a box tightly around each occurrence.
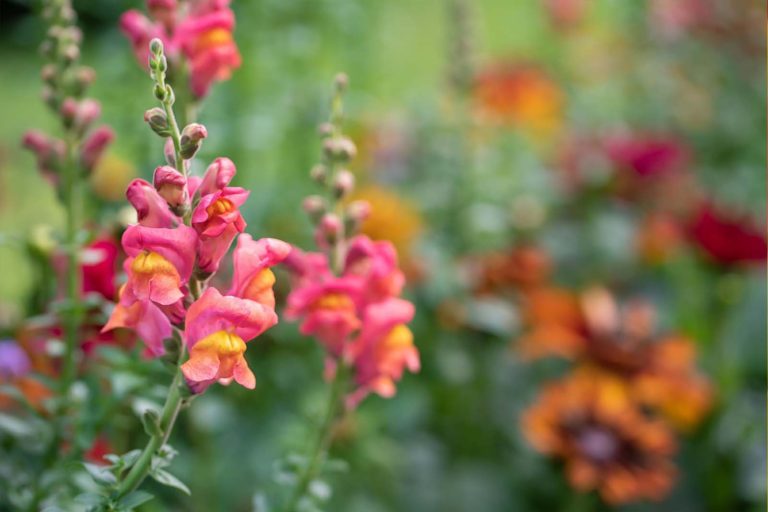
[149,38,164,56]
[144,107,171,137]
[154,83,166,101]
[179,123,208,160]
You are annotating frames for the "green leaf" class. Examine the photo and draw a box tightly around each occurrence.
[117,490,154,510]
[74,492,107,506]
[82,462,118,486]
[0,413,32,437]
[150,469,191,495]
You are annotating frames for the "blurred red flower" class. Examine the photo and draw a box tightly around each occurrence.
[688,202,767,265]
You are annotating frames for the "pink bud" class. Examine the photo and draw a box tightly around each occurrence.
[179,123,208,159]
[75,99,101,131]
[60,97,78,123]
[22,130,52,155]
[76,66,96,88]
[320,213,342,241]
[302,195,326,221]
[153,165,188,207]
[333,169,355,198]
[346,200,371,222]
[199,157,236,196]
[164,138,176,167]
[80,126,114,171]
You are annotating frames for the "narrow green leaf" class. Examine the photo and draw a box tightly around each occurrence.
[117,490,154,509]
[150,469,191,495]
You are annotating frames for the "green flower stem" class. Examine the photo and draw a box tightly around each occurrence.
[113,358,186,499]
[282,362,349,512]
[59,136,83,401]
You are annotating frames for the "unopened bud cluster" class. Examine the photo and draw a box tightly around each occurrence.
[303,74,370,253]
[144,38,208,169]
[23,0,114,192]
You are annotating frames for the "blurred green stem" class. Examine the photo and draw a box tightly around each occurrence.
[282,363,349,512]
[59,138,83,400]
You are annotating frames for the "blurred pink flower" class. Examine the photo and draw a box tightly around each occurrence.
[347,298,419,406]
[120,0,241,98]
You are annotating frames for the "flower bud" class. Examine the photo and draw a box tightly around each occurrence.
[318,122,334,137]
[344,199,371,234]
[346,200,371,221]
[75,66,96,89]
[323,137,357,162]
[144,107,170,137]
[80,126,114,172]
[333,169,355,199]
[150,38,164,56]
[153,83,166,101]
[334,72,349,92]
[74,99,101,132]
[302,195,327,222]
[179,123,208,159]
[153,165,188,210]
[164,138,177,167]
[41,64,57,84]
[310,164,327,184]
[60,97,78,126]
[62,44,80,63]
[319,213,342,244]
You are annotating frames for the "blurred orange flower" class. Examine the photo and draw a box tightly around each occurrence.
[472,245,552,295]
[517,286,713,430]
[635,213,684,265]
[348,185,423,270]
[474,63,564,140]
[523,369,677,505]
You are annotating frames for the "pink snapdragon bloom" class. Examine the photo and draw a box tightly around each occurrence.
[120,0,241,98]
[285,235,418,389]
[286,277,363,357]
[126,178,181,228]
[347,298,419,406]
[344,236,405,305]
[121,224,197,305]
[103,224,196,356]
[192,187,248,274]
[227,235,292,308]
[103,294,172,356]
[191,158,248,274]
[181,287,277,392]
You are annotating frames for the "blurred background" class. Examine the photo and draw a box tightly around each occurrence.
[0,0,765,510]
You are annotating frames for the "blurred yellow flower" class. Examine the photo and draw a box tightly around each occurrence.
[89,153,136,202]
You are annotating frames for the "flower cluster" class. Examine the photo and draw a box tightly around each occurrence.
[22,2,113,190]
[555,130,767,267]
[523,369,677,505]
[473,62,564,140]
[121,0,242,98]
[283,75,419,408]
[518,286,713,431]
[103,41,288,394]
